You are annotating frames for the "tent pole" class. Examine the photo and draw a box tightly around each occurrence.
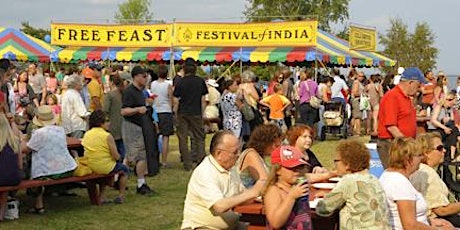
[170,18,176,79]
[314,46,318,82]
[239,47,243,77]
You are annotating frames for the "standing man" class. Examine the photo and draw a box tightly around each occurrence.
[61,75,90,139]
[377,67,427,168]
[27,63,47,106]
[181,130,264,230]
[173,58,208,171]
[121,66,156,195]
[87,63,104,112]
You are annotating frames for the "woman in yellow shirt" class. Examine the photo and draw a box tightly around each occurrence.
[82,110,129,204]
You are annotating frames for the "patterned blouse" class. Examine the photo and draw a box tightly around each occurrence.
[220,92,242,133]
[316,172,391,230]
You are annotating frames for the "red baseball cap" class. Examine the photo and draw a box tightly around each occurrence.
[271,145,307,168]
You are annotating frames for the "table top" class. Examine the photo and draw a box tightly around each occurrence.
[66,137,82,148]
[234,187,330,215]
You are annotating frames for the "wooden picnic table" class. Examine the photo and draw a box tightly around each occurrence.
[66,136,82,148]
[234,186,339,230]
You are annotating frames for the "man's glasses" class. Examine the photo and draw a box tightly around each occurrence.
[217,148,241,156]
[433,145,444,151]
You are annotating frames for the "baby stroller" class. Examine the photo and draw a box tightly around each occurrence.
[319,101,348,141]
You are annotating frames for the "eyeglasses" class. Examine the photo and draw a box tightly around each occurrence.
[217,148,241,156]
[446,98,455,101]
[433,145,444,151]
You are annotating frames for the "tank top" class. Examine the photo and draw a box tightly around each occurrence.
[266,184,313,230]
[150,80,172,113]
[0,144,22,186]
[235,148,268,188]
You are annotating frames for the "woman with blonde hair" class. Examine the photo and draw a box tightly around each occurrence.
[410,132,460,227]
[0,113,22,221]
[379,137,453,229]
[430,91,460,159]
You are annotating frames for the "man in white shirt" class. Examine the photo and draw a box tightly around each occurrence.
[181,130,264,230]
[61,75,90,139]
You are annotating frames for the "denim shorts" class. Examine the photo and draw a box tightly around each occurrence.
[110,162,130,175]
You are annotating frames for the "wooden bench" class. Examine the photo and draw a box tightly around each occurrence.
[0,173,114,206]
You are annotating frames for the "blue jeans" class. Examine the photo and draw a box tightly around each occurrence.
[317,105,325,136]
[298,103,318,128]
[115,139,125,162]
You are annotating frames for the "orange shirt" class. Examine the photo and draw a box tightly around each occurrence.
[422,81,436,105]
[261,93,290,119]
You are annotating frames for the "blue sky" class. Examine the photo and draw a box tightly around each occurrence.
[1,0,458,74]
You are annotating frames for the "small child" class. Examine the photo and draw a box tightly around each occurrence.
[260,83,291,131]
[263,145,312,229]
[46,94,61,124]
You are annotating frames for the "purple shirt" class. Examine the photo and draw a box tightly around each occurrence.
[299,80,318,104]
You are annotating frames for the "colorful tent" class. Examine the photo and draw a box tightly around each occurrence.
[0,27,56,62]
[176,30,395,67]
[50,47,180,63]
[50,30,395,67]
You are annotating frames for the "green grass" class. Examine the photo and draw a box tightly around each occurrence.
[2,135,368,229]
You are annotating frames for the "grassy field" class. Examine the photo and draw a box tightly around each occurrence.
[2,135,367,230]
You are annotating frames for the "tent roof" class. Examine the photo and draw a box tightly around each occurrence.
[51,30,395,67]
[0,27,56,62]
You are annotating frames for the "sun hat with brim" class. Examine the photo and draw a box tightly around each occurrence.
[206,79,219,87]
[271,145,308,168]
[119,72,133,83]
[32,105,57,127]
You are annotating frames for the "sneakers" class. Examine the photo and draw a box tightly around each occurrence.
[136,184,157,196]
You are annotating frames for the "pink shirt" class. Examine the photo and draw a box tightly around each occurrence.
[46,77,58,93]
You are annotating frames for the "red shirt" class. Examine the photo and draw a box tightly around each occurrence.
[378,85,416,139]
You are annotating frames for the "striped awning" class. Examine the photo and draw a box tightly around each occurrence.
[50,46,180,63]
[0,27,56,62]
[51,30,395,67]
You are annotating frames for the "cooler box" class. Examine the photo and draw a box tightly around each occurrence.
[366,143,384,178]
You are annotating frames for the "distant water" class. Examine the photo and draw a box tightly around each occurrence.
[447,75,459,90]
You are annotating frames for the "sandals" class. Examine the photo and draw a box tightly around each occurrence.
[27,207,45,214]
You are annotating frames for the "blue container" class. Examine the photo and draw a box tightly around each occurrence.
[367,143,384,178]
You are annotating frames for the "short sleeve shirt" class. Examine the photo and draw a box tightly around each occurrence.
[173,75,208,116]
[181,155,244,229]
[261,93,290,119]
[122,84,146,126]
[27,125,77,179]
[378,85,417,139]
[28,73,45,94]
[87,79,104,111]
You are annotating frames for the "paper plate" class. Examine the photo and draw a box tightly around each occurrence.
[309,198,323,209]
[329,177,342,182]
[312,183,336,190]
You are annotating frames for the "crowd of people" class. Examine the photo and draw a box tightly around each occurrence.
[1,56,460,229]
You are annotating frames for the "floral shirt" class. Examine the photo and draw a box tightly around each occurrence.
[221,92,242,133]
[27,125,77,179]
[316,172,391,230]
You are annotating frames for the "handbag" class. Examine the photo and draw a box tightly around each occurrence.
[305,81,321,109]
[240,92,255,121]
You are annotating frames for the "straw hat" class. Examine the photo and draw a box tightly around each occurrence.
[32,106,56,127]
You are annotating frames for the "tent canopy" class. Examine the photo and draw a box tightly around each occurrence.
[51,30,395,67]
[0,27,56,62]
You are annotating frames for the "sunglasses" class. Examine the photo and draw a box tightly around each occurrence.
[433,145,444,151]
[446,98,455,101]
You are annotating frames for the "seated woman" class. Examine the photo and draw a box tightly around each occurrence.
[22,106,77,214]
[316,139,390,229]
[430,91,460,159]
[235,124,283,189]
[0,113,22,221]
[410,132,460,227]
[285,124,335,183]
[82,110,129,204]
[379,137,453,229]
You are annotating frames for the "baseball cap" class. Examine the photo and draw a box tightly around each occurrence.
[271,145,308,168]
[88,62,103,71]
[401,67,427,84]
[131,66,146,78]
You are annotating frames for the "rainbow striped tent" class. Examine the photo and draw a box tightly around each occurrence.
[50,30,395,67]
[0,27,56,62]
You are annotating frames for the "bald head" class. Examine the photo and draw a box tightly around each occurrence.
[210,130,237,156]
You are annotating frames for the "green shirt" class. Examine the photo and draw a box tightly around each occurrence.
[316,172,391,230]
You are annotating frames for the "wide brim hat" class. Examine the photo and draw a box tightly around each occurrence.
[206,79,219,87]
[32,105,56,127]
